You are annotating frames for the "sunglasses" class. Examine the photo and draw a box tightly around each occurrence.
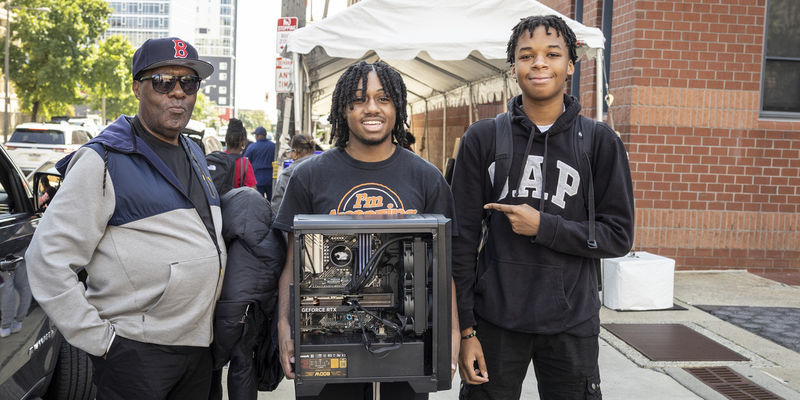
[138,73,202,95]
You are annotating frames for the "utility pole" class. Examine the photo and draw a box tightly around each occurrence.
[275,0,305,157]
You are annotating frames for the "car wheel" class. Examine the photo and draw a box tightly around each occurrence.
[44,336,96,400]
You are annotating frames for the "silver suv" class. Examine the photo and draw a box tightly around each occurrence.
[3,123,93,175]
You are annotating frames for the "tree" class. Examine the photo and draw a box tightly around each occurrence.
[85,35,137,122]
[237,109,273,133]
[84,35,136,120]
[2,0,111,120]
[192,92,220,128]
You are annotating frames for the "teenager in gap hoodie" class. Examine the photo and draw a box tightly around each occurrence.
[451,15,634,400]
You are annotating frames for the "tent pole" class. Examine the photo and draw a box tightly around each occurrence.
[595,51,603,122]
[408,103,414,150]
[468,85,474,125]
[424,100,430,161]
[293,52,303,135]
[503,75,510,113]
[442,95,447,172]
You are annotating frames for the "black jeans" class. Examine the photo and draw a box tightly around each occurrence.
[460,318,601,400]
[90,336,212,400]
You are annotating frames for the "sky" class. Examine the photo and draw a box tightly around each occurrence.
[235,0,348,121]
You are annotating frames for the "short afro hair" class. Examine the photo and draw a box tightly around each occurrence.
[506,15,578,65]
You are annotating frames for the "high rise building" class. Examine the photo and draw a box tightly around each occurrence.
[105,0,236,116]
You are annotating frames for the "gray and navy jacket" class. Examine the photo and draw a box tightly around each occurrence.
[26,115,227,356]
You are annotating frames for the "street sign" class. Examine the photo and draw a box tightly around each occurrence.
[276,17,298,53]
[275,56,293,93]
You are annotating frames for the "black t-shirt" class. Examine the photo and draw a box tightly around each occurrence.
[131,116,215,239]
[274,145,456,232]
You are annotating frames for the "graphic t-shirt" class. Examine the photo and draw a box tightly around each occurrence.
[273,145,455,232]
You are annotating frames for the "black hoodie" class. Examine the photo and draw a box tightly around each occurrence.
[451,94,635,336]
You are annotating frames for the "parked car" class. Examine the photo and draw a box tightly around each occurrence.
[49,116,102,137]
[0,145,95,399]
[3,123,93,175]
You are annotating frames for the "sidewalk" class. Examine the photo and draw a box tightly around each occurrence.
[244,270,800,399]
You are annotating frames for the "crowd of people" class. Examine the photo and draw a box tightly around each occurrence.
[24,14,634,400]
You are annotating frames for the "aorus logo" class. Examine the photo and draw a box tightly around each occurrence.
[330,183,417,215]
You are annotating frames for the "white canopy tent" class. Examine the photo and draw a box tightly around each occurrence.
[284,0,606,160]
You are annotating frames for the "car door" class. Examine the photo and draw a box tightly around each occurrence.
[0,146,59,399]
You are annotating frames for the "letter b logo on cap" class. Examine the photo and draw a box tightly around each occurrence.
[173,39,188,58]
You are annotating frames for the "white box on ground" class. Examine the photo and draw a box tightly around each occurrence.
[602,251,675,310]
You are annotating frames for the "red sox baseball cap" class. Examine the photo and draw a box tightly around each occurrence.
[132,37,214,80]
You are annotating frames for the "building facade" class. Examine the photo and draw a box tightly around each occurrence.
[411,0,799,273]
[105,0,237,115]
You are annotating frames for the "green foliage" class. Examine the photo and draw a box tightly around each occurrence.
[2,0,112,120]
[192,92,220,128]
[85,35,137,121]
[237,109,273,133]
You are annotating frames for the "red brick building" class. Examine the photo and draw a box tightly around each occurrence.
[410,0,800,273]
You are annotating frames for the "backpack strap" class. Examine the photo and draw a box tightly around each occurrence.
[477,112,513,257]
[492,112,513,202]
[238,156,248,187]
[576,115,598,249]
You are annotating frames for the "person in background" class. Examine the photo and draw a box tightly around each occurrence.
[25,37,225,399]
[0,259,32,338]
[244,126,276,199]
[225,118,258,189]
[270,133,316,211]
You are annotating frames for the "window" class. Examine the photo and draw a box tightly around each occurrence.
[218,97,227,105]
[761,0,800,117]
[0,180,12,214]
[219,72,227,81]
[9,129,65,145]
[219,86,227,94]
[71,131,91,145]
[219,62,228,71]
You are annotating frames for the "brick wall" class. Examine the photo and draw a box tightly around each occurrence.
[410,102,506,171]
[608,0,800,271]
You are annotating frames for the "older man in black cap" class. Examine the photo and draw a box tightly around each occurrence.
[26,37,225,399]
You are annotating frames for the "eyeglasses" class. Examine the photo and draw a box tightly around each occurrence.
[138,73,202,95]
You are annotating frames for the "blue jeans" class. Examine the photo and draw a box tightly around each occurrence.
[460,318,601,400]
[257,184,272,201]
[0,261,32,329]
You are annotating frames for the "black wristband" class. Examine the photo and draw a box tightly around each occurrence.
[461,331,477,340]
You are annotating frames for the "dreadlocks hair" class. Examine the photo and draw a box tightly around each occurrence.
[506,15,578,65]
[328,61,409,150]
[225,118,247,150]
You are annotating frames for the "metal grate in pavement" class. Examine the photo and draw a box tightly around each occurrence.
[685,367,784,400]
[602,323,749,361]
